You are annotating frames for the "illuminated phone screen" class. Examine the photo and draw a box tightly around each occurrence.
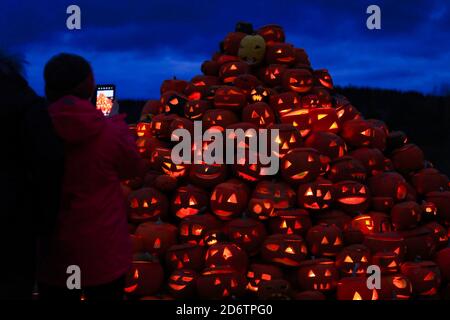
[95,85,116,116]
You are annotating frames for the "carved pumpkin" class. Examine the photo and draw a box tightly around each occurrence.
[224,217,266,255]
[282,68,313,93]
[425,191,450,225]
[306,223,343,257]
[269,208,312,236]
[219,61,249,84]
[313,69,333,89]
[265,43,296,65]
[257,24,285,44]
[390,144,425,175]
[171,185,209,219]
[168,269,197,299]
[334,180,370,215]
[247,197,276,221]
[238,34,266,65]
[261,234,308,267]
[248,86,273,104]
[214,86,247,111]
[128,187,168,223]
[184,100,211,120]
[124,253,164,297]
[372,251,401,274]
[242,102,275,128]
[391,201,422,231]
[297,258,339,292]
[252,180,296,209]
[368,172,408,211]
[269,91,301,118]
[134,221,178,256]
[136,121,152,138]
[308,107,340,134]
[196,267,247,299]
[246,263,283,293]
[260,64,287,87]
[378,274,412,300]
[341,119,382,148]
[205,243,248,273]
[136,136,168,161]
[150,147,189,178]
[297,178,334,211]
[281,148,322,185]
[165,243,204,271]
[350,147,386,176]
[335,244,371,277]
[305,132,346,161]
[424,221,449,250]
[269,124,304,159]
[160,78,189,95]
[202,109,239,131]
[150,114,178,139]
[400,261,441,297]
[312,87,333,108]
[160,91,187,115]
[184,75,220,100]
[189,162,228,188]
[328,156,367,183]
[363,232,406,260]
[178,214,222,246]
[337,277,379,300]
[210,180,249,220]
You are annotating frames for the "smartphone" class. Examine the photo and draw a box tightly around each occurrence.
[95,84,116,116]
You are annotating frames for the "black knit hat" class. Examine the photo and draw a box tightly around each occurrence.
[44,53,94,102]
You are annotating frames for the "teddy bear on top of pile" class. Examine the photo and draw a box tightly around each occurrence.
[122,22,450,301]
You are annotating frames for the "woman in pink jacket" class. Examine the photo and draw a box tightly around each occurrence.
[37,53,145,300]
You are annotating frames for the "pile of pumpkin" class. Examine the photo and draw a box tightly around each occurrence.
[123,22,450,300]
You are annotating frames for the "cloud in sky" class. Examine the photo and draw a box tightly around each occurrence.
[1,0,449,98]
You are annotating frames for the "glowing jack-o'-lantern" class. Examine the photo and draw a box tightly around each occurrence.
[233,74,262,94]
[134,220,178,256]
[205,243,248,273]
[269,92,301,119]
[248,86,272,104]
[351,215,376,235]
[297,178,335,211]
[328,156,367,183]
[308,107,341,134]
[281,148,322,185]
[425,191,450,225]
[184,75,220,101]
[300,93,320,109]
[335,244,371,276]
[265,43,295,65]
[160,91,187,115]
[350,147,386,176]
[170,185,209,219]
[363,232,406,260]
[269,208,312,236]
[196,267,247,300]
[184,100,211,120]
[178,214,222,246]
[136,136,168,161]
[411,168,449,196]
[306,223,344,257]
[282,69,314,93]
[242,102,275,128]
[260,64,287,87]
[167,269,197,299]
[202,109,239,131]
[268,124,304,159]
[313,69,333,89]
[213,86,247,111]
[150,114,179,139]
[257,24,285,44]
[189,162,228,188]
[225,217,266,256]
[400,261,441,297]
[165,243,204,271]
[246,263,283,293]
[297,258,339,292]
[128,187,168,223]
[337,277,379,300]
[219,62,249,84]
[278,108,312,138]
[210,181,249,220]
[372,251,401,274]
[305,132,347,161]
[248,197,276,221]
[334,180,370,215]
[238,34,266,65]
[261,234,308,267]
[150,147,189,178]
[136,121,152,138]
[312,87,333,108]
[424,222,448,250]
[368,172,408,211]
[391,201,422,231]
[124,253,164,297]
[378,274,412,300]
[252,180,296,209]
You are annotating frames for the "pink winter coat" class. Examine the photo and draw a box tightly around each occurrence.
[37,95,145,287]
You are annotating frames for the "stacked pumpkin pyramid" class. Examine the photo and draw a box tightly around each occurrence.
[124,22,450,300]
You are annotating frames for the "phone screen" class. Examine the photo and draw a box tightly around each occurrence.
[95,84,116,116]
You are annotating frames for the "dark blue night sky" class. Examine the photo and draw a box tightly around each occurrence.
[1,0,449,99]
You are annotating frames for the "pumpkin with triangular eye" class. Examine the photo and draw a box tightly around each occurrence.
[335,244,371,277]
[312,87,333,108]
[128,187,168,223]
[185,75,220,100]
[124,253,164,297]
[334,180,370,215]
[425,191,450,226]
[313,69,333,89]
[363,232,406,260]
[368,172,408,212]
[328,156,367,183]
[306,223,344,257]
[203,229,227,247]
[202,109,239,131]
[149,114,179,139]
[281,148,322,185]
[297,258,339,292]
[259,64,287,87]
[279,108,312,138]
[171,185,209,220]
[178,214,222,246]
[196,267,247,300]
[205,243,248,273]
[224,217,266,256]
[265,43,295,65]
[210,180,249,220]
[337,277,379,300]
[300,93,320,109]
[308,107,340,134]
[165,243,204,271]
[269,209,312,236]
[297,178,334,211]
[257,24,285,44]
[341,119,384,149]
[269,91,301,119]
[134,221,178,256]
[378,274,412,300]
[372,251,401,274]
[282,68,314,93]
[184,100,211,120]
[167,269,198,299]
[247,197,276,221]
[305,132,346,161]
[238,34,266,65]
[246,263,283,294]
[150,147,189,178]
[400,261,441,297]
[136,121,152,138]
[160,91,188,115]
[424,222,448,250]
[214,86,247,111]
[219,61,249,84]
[268,124,304,159]
[242,102,275,128]
[350,147,386,176]
[135,136,168,161]
[261,234,308,267]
